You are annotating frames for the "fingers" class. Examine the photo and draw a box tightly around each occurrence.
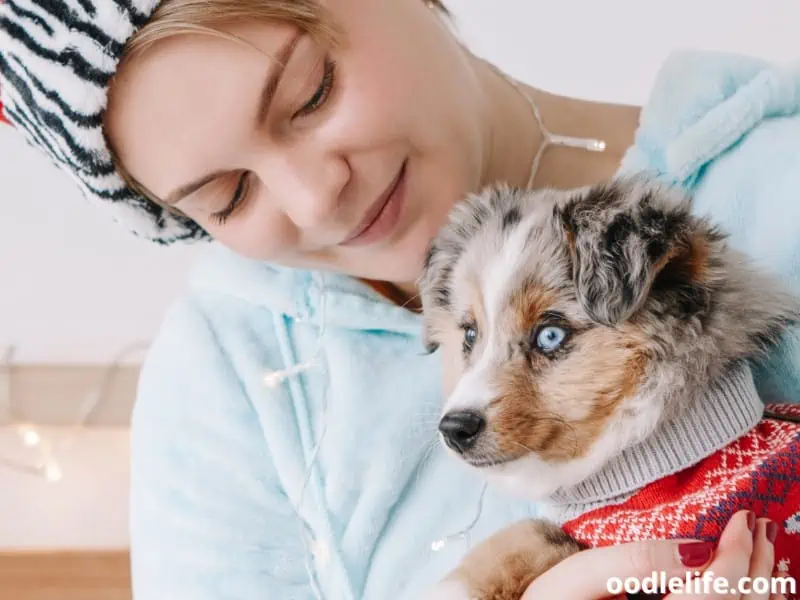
[521,536,715,600]
[744,518,775,600]
[770,569,791,600]
[676,510,787,600]
[674,509,754,599]
[521,510,790,600]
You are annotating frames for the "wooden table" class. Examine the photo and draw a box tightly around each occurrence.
[0,550,131,600]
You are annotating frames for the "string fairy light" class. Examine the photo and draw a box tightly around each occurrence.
[259,271,497,595]
[430,482,489,552]
[0,341,150,483]
[261,272,331,599]
[260,272,491,592]
[255,58,608,585]
[0,345,62,481]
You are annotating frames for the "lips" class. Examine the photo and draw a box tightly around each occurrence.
[341,160,407,247]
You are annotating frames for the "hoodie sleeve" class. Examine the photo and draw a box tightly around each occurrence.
[129,298,316,600]
[620,50,799,186]
[620,49,800,401]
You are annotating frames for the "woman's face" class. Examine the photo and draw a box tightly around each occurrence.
[106,0,489,283]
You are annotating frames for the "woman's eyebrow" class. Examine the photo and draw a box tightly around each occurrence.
[164,170,227,206]
[163,32,302,206]
[255,32,302,125]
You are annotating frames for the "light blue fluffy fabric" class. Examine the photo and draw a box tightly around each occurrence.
[619,50,800,399]
[130,50,800,600]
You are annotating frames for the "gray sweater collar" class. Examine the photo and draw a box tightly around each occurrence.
[547,364,763,514]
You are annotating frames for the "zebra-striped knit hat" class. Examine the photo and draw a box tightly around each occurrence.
[0,0,207,244]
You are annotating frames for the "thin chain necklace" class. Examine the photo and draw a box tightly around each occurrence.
[486,61,607,188]
[374,62,609,311]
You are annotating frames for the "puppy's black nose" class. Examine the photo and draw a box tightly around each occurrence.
[439,411,486,454]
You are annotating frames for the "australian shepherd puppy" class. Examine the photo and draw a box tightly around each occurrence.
[419,176,800,600]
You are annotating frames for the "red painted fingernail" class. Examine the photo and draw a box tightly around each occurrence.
[747,511,756,532]
[766,520,779,544]
[678,541,714,567]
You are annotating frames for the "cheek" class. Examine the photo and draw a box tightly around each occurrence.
[205,200,296,262]
[490,332,648,462]
[338,7,484,187]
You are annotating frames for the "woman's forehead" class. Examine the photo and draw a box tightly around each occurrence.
[106,23,298,198]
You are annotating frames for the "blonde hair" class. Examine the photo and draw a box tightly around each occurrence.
[125,0,331,60]
[124,0,449,61]
[112,0,449,211]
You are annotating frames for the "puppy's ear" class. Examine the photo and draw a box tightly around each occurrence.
[418,241,454,353]
[554,179,721,326]
[419,184,527,351]
[418,188,496,353]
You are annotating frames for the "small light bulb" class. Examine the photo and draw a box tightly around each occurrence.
[311,540,331,566]
[263,371,285,388]
[43,462,63,482]
[20,428,41,447]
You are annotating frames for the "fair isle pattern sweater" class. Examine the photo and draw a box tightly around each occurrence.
[545,368,800,598]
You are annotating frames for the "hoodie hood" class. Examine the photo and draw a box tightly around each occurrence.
[188,243,425,338]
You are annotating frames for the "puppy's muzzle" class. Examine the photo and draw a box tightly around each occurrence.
[438,410,486,454]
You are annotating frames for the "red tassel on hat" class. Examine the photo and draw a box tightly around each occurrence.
[0,81,9,125]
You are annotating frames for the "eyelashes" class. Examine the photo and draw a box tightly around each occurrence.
[209,57,338,226]
[210,173,251,226]
[294,57,336,118]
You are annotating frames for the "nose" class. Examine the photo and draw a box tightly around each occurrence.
[438,411,486,454]
[254,145,349,231]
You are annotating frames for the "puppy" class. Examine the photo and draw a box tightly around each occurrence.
[419,176,800,600]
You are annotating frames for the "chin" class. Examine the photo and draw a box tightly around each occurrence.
[481,455,565,500]
[378,228,438,284]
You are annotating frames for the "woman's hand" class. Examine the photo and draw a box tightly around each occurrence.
[522,510,788,599]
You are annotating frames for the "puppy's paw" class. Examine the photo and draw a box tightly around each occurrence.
[440,519,582,600]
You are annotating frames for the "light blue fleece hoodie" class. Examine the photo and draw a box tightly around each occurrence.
[129,50,800,600]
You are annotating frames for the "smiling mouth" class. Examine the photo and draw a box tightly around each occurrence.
[341,160,407,247]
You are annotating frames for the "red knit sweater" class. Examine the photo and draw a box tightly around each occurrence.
[561,404,800,596]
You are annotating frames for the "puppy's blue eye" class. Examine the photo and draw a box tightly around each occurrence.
[462,324,478,353]
[464,326,477,346]
[536,326,567,353]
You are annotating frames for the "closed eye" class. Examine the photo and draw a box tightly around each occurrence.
[294,57,336,119]
[210,172,252,225]
[208,57,336,225]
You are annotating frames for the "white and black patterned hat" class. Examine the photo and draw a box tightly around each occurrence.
[0,0,208,244]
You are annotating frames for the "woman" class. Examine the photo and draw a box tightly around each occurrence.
[1,0,797,598]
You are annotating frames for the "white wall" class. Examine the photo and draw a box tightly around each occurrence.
[452,0,799,105]
[0,0,798,549]
[0,139,201,364]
